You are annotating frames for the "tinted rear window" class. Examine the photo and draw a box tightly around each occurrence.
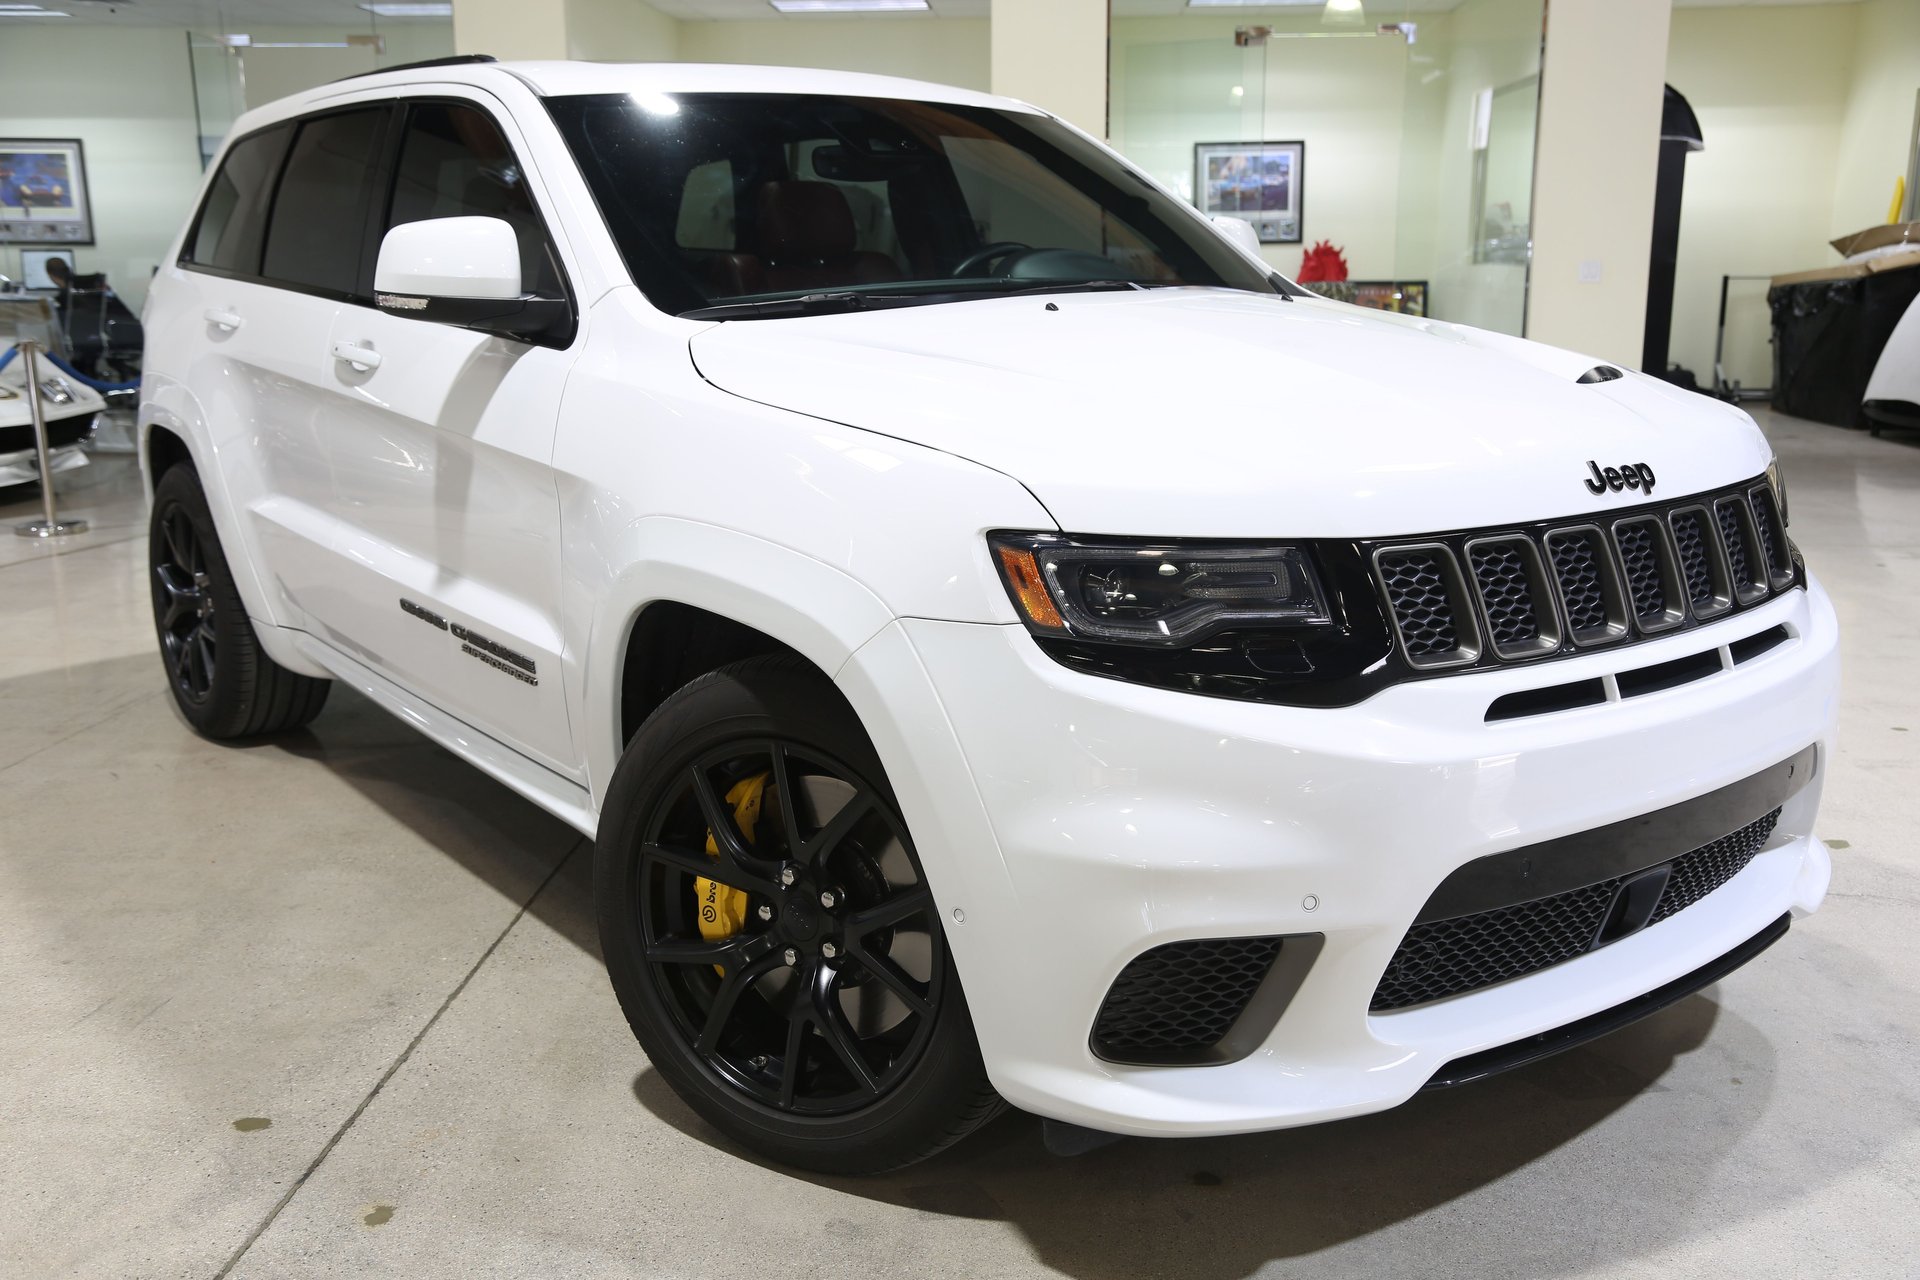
[261,107,389,296]
[183,124,292,275]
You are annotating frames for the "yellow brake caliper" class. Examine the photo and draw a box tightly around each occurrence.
[699,773,770,971]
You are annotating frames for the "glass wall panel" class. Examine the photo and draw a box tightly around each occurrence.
[1394,0,1544,335]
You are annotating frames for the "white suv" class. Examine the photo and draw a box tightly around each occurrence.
[140,57,1838,1174]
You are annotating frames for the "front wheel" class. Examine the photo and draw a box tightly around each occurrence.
[595,656,1002,1173]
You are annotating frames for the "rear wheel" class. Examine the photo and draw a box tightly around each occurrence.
[148,463,330,739]
[596,656,1002,1173]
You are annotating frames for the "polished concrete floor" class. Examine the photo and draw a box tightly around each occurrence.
[2,409,1916,1279]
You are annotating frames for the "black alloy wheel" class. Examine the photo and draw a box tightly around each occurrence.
[596,657,1001,1173]
[153,503,218,704]
[146,463,330,739]
[634,739,942,1115]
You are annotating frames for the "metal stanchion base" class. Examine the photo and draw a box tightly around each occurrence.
[15,518,89,538]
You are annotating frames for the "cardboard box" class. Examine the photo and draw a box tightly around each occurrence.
[1830,220,1920,258]
[1772,246,1920,289]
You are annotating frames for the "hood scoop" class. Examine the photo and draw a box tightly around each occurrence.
[1577,364,1626,384]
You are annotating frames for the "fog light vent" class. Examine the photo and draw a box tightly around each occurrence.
[1091,935,1283,1065]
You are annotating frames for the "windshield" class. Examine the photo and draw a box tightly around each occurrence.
[544,92,1287,318]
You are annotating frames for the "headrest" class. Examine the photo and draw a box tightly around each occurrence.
[756,181,856,261]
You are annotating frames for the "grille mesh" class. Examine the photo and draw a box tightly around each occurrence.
[1378,550,1460,658]
[1751,489,1790,579]
[1672,510,1715,607]
[1092,936,1283,1061]
[1547,532,1608,633]
[1718,501,1753,588]
[1469,541,1539,648]
[1616,519,1668,619]
[1371,808,1782,1011]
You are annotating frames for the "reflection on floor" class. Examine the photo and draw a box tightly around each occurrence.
[2,412,1917,1278]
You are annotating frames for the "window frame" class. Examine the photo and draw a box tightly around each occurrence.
[372,94,578,322]
[178,93,578,348]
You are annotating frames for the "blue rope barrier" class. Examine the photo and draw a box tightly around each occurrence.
[0,342,139,393]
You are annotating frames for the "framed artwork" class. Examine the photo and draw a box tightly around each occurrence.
[0,139,94,245]
[1351,280,1429,317]
[1194,141,1304,244]
[20,248,77,290]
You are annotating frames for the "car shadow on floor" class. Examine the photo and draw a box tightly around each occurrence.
[115,670,1794,1279]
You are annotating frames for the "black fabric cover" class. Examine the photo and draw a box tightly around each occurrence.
[1769,265,1920,426]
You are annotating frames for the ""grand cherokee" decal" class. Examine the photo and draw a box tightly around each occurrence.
[399,598,539,687]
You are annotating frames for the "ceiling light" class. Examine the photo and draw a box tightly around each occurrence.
[770,1,930,13]
[359,3,454,15]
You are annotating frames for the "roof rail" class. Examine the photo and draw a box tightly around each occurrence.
[335,53,498,83]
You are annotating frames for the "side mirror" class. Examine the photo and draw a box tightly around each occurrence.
[373,215,572,347]
[1210,214,1265,261]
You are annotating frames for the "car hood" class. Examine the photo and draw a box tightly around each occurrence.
[688,289,1771,538]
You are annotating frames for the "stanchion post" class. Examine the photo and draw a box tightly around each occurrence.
[14,339,88,539]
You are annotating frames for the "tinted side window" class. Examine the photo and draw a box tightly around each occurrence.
[183,124,291,274]
[387,102,563,298]
[261,107,389,296]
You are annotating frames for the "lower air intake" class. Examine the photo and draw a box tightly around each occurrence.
[1372,809,1782,1012]
[1091,935,1283,1065]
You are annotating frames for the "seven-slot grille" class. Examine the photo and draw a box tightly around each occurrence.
[1372,477,1794,671]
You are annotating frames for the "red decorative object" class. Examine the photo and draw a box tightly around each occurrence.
[1296,240,1349,283]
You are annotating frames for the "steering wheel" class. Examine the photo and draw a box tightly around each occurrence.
[950,241,1032,278]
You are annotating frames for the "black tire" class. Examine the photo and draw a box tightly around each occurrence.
[596,655,1002,1174]
[148,463,330,739]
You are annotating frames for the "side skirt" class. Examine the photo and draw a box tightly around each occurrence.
[289,629,598,837]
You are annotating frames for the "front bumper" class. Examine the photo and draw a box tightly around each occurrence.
[844,576,1839,1137]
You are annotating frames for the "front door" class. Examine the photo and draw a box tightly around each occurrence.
[295,93,581,777]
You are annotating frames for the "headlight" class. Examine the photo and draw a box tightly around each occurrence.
[1766,457,1789,525]
[989,532,1331,646]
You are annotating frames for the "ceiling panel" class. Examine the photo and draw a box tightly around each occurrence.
[5,0,1861,30]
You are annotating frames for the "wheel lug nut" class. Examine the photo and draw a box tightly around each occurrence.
[818,890,837,909]
[779,866,797,887]
[821,941,838,959]
[757,904,774,922]
[782,947,798,966]
[747,1055,768,1070]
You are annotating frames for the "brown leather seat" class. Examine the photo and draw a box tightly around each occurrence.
[755,180,901,293]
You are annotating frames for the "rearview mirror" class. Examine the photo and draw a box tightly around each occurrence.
[373,216,572,347]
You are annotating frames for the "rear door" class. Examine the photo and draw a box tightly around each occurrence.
[300,93,581,777]
[161,107,391,633]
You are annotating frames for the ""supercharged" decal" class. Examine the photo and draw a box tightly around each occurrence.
[399,598,538,686]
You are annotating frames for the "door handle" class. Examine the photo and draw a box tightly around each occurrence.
[204,308,243,331]
[331,341,382,373]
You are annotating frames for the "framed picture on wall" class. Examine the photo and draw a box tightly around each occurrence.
[1193,141,1304,244]
[0,139,94,246]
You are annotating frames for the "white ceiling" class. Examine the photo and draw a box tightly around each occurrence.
[3,0,1865,27]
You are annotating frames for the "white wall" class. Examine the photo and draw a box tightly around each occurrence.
[0,26,204,313]
[568,0,679,61]
[1665,3,1859,385]
[1830,0,1920,235]
[1528,0,1672,367]
[675,15,988,88]
[992,0,1107,136]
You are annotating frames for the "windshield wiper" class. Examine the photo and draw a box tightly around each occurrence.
[681,278,1155,322]
[681,291,907,321]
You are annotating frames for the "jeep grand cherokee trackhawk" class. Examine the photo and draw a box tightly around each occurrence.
[139,57,1838,1174]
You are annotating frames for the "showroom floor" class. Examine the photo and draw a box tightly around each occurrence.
[2,408,1916,1280]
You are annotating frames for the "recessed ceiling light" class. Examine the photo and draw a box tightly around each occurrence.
[359,2,454,15]
[770,1,930,13]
